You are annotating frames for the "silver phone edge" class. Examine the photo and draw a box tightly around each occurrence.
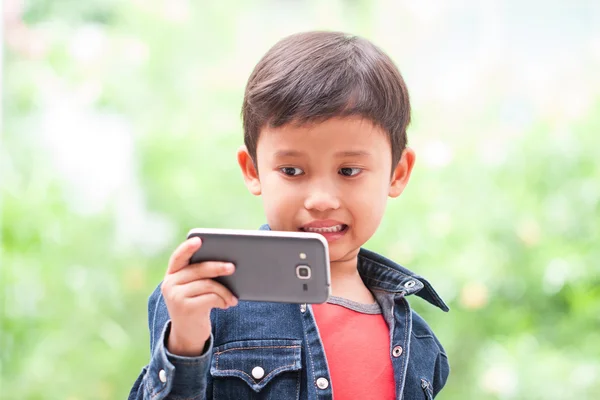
[187,227,332,291]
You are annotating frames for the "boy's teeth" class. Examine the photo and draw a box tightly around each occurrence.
[305,225,344,233]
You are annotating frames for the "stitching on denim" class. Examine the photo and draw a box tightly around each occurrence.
[295,366,301,399]
[214,363,298,386]
[412,332,435,340]
[171,358,207,366]
[423,281,446,307]
[170,393,205,400]
[150,377,168,399]
[411,333,449,356]
[214,345,300,385]
[359,256,411,281]
[143,374,153,398]
[145,363,169,399]
[398,297,410,398]
[363,256,447,309]
[363,272,407,288]
[302,306,318,395]
[370,288,391,295]
[146,371,161,400]
[150,291,162,349]
[361,256,428,291]
[214,345,300,356]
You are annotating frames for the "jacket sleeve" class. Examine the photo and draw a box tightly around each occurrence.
[128,285,213,400]
[432,350,450,397]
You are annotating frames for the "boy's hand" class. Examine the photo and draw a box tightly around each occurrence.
[161,236,238,357]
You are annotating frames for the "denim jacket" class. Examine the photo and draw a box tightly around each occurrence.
[128,226,450,400]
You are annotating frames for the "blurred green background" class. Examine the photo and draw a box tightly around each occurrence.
[2,0,600,399]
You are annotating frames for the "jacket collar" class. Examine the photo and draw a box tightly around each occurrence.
[259,224,449,312]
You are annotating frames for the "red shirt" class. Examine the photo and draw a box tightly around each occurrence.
[312,298,395,400]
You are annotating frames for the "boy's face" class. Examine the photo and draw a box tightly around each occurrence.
[238,116,415,264]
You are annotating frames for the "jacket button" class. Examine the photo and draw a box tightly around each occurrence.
[158,369,167,383]
[392,346,403,357]
[316,377,329,389]
[300,304,307,313]
[252,366,265,380]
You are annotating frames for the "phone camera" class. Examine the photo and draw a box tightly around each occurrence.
[296,265,312,280]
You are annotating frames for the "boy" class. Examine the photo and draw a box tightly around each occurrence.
[129,31,449,400]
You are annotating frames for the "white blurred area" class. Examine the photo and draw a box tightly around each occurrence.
[4,0,176,256]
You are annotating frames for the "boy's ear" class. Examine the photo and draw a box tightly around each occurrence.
[389,147,416,198]
[237,145,261,196]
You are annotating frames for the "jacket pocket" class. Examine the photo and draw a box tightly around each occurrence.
[210,339,302,399]
[421,378,434,399]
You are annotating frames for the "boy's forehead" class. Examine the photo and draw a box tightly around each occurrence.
[258,116,388,150]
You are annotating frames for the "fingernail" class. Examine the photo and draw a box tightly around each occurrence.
[225,263,235,272]
[231,297,238,306]
[190,237,201,245]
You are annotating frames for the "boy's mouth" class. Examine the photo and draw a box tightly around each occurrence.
[299,221,349,234]
[301,224,347,233]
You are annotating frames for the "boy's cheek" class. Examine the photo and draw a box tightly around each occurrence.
[261,190,299,223]
[351,182,389,208]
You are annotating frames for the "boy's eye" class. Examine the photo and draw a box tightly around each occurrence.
[339,167,362,177]
[280,167,304,176]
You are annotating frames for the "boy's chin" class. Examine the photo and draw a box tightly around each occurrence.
[328,245,360,265]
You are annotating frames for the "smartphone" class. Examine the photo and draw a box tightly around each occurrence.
[187,228,331,304]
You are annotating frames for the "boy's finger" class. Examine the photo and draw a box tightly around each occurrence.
[189,293,232,311]
[178,279,238,307]
[171,261,235,285]
[167,237,202,274]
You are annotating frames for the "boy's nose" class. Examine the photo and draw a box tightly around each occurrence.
[304,190,340,212]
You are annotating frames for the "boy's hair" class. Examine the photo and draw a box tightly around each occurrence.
[242,31,411,169]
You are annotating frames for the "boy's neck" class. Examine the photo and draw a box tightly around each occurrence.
[329,257,376,304]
